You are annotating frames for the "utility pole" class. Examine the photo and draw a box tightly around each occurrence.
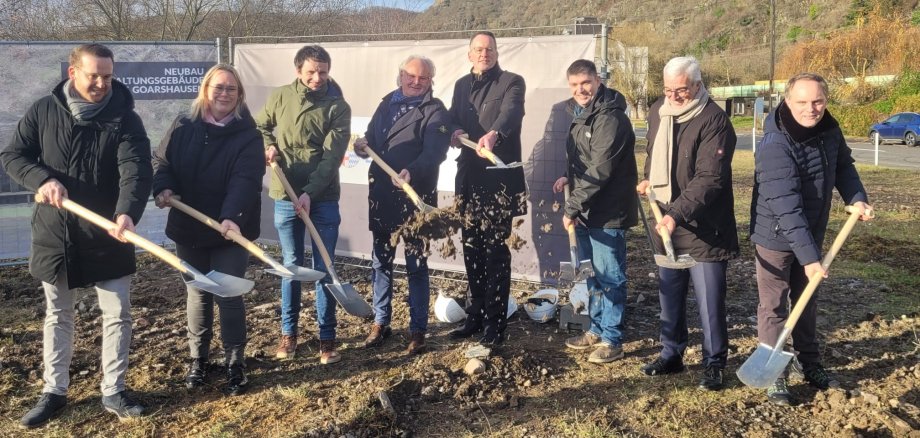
[769,0,776,110]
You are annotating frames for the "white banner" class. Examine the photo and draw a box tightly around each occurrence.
[236,35,597,281]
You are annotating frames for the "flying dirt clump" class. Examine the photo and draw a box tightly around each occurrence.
[390,203,469,256]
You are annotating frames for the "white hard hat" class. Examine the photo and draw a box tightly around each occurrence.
[507,296,518,318]
[569,281,589,315]
[524,289,559,323]
[434,291,467,323]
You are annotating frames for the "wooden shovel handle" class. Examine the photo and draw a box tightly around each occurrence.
[785,206,869,328]
[563,185,577,246]
[37,195,189,274]
[645,190,676,255]
[362,147,427,208]
[269,160,337,278]
[168,198,273,265]
[458,136,501,165]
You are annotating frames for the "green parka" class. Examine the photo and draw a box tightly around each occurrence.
[256,79,351,202]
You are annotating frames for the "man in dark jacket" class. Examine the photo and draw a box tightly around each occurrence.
[0,44,151,427]
[637,56,738,391]
[353,55,451,355]
[750,73,872,406]
[552,60,637,364]
[447,31,527,346]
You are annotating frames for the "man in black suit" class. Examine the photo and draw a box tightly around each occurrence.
[448,31,527,346]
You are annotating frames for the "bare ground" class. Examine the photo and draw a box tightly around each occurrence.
[0,226,918,437]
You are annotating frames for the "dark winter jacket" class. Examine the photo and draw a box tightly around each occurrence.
[365,89,451,233]
[644,98,739,262]
[750,102,868,265]
[565,84,638,229]
[0,80,152,288]
[152,107,265,248]
[450,65,527,218]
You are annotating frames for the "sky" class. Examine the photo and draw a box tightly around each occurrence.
[367,0,434,12]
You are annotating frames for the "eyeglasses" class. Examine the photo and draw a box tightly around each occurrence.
[663,87,692,97]
[471,47,496,55]
[209,85,238,95]
[75,67,113,84]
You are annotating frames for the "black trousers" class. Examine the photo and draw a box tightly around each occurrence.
[461,214,512,337]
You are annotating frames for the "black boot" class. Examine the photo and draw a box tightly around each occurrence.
[226,363,248,396]
[449,318,483,339]
[185,358,208,389]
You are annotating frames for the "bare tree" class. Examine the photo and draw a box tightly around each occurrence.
[609,42,648,120]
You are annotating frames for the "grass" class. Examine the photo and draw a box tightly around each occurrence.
[729,115,755,130]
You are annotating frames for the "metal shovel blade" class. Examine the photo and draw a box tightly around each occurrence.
[653,254,698,270]
[265,263,327,282]
[416,201,438,214]
[486,161,524,170]
[559,260,594,282]
[736,342,795,388]
[324,282,373,318]
[181,264,254,298]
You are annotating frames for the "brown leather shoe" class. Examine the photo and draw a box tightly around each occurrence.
[364,324,392,348]
[407,331,427,355]
[319,339,341,365]
[275,334,297,359]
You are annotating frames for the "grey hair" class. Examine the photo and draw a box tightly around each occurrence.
[663,56,702,84]
[396,54,436,87]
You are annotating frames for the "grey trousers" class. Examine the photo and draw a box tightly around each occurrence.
[754,244,821,365]
[42,273,132,397]
[176,244,248,365]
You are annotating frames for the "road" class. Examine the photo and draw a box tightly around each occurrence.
[634,128,920,169]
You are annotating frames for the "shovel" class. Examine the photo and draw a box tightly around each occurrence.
[644,189,697,269]
[737,205,872,388]
[558,185,593,282]
[269,161,373,318]
[167,198,325,282]
[36,195,253,297]
[458,136,523,169]
[361,147,437,214]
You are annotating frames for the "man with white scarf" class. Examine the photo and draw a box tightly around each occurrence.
[636,56,739,391]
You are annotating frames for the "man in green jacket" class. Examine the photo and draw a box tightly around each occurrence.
[257,45,351,365]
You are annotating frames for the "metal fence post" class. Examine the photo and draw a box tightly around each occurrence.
[874,132,880,166]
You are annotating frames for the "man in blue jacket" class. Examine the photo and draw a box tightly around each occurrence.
[353,55,451,355]
[751,72,872,406]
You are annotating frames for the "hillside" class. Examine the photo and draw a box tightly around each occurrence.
[410,0,920,86]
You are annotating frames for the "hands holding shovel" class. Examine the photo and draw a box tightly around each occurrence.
[353,137,437,214]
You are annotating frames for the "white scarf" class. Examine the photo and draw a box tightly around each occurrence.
[649,85,709,203]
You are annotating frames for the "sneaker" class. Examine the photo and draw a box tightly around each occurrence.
[640,356,686,376]
[766,377,794,406]
[101,391,145,420]
[793,359,840,390]
[319,339,341,365]
[588,343,624,364]
[226,363,248,396]
[698,366,724,391]
[565,332,602,350]
[276,334,297,359]
[407,331,427,355]
[185,358,208,389]
[364,324,392,348]
[19,393,67,429]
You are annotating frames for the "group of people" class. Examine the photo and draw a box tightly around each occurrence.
[0,33,872,429]
[553,55,872,407]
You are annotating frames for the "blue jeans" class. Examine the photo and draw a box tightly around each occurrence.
[274,200,340,341]
[371,232,430,333]
[575,226,628,346]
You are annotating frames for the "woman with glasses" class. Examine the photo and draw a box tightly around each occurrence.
[152,64,264,396]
